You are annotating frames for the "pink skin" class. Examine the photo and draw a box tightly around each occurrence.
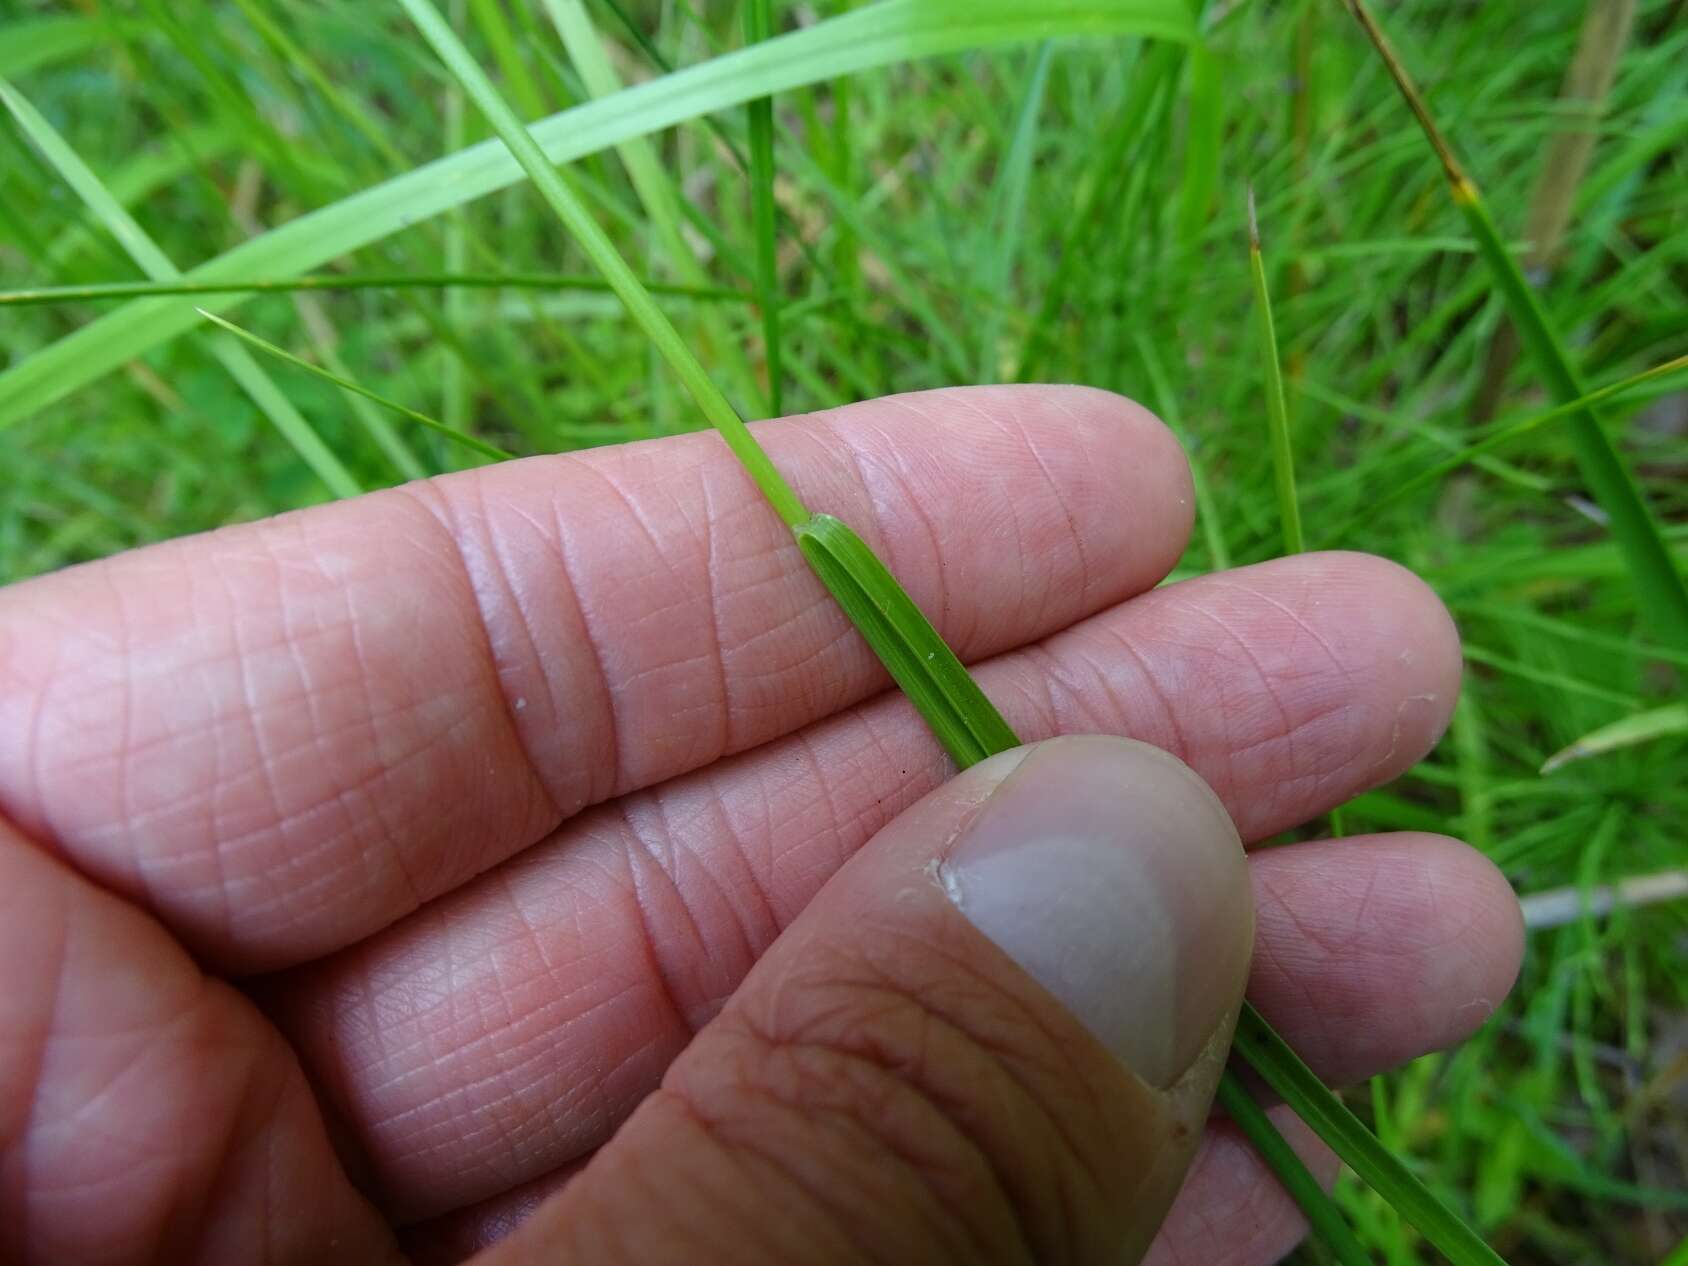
[0,386,1523,1265]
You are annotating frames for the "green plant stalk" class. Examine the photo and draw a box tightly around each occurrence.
[0,273,749,306]
[396,0,805,526]
[198,310,512,463]
[979,41,1053,381]
[795,516,1020,764]
[0,73,361,500]
[540,0,761,422]
[467,0,548,122]
[1249,190,1304,555]
[1234,1004,1508,1266]
[394,8,1500,1260]
[746,0,784,415]
[1215,1072,1371,1266]
[1343,0,1688,650]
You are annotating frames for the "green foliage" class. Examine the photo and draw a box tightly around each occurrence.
[2,3,1685,1261]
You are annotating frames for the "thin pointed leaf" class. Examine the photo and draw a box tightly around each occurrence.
[0,273,747,306]
[746,0,784,414]
[398,0,809,524]
[1234,1003,1508,1266]
[795,515,1019,766]
[1249,190,1304,554]
[1541,703,1688,774]
[1216,1072,1371,1266]
[198,311,513,463]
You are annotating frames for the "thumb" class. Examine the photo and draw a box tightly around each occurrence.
[484,736,1253,1266]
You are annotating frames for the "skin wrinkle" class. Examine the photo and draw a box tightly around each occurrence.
[687,1024,1012,1266]
[3,868,70,1262]
[400,483,563,828]
[949,395,1038,641]
[843,400,956,640]
[542,491,622,812]
[693,467,737,760]
[620,795,738,1037]
[1182,600,1302,823]
[1015,412,1094,618]
[578,458,728,781]
[732,933,1095,1264]
[432,476,572,816]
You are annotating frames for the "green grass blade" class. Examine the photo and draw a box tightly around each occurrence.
[0,0,1191,430]
[1215,1072,1371,1266]
[397,0,808,524]
[540,0,761,411]
[979,42,1053,381]
[0,15,129,77]
[746,0,784,415]
[1541,703,1688,775]
[1133,331,1230,571]
[1343,0,1688,650]
[0,72,360,500]
[1234,1003,1508,1266]
[0,273,746,306]
[795,515,1020,766]
[1177,40,1222,249]
[1350,352,1688,522]
[198,311,514,463]
[467,0,549,122]
[1249,190,1303,555]
[294,302,428,482]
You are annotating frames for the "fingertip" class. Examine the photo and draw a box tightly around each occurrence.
[1248,831,1524,1081]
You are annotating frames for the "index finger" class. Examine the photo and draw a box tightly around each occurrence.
[0,385,1193,972]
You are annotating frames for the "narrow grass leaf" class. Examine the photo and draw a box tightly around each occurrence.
[1177,41,1222,249]
[746,0,784,415]
[397,0,807,524]
[197,311,512,463]
[0,73,360,499]
[0,0,1191,429]
[1215,1072,1370,1266]
[0,274,745,307]
[1234,1003,1508,1266]
[1353,352,1688,522]
[1344,0,1688,650]
[540,0,761,410]
[795,515,1020,766]
[1541,703,1688,774]
[0,15,129,76]
[979,42,1053,380]
[1249,189,1303,554]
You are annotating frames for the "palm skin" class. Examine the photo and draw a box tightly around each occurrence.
[0,387,1522,1265]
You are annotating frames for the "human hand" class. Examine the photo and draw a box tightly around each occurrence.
[0,386,1522,1265]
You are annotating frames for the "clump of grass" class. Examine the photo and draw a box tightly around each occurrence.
[1343,0,1688,651]
[4,3,1685,1260]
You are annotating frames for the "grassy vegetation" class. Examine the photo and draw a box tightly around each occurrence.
[1,0,1684,1261]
